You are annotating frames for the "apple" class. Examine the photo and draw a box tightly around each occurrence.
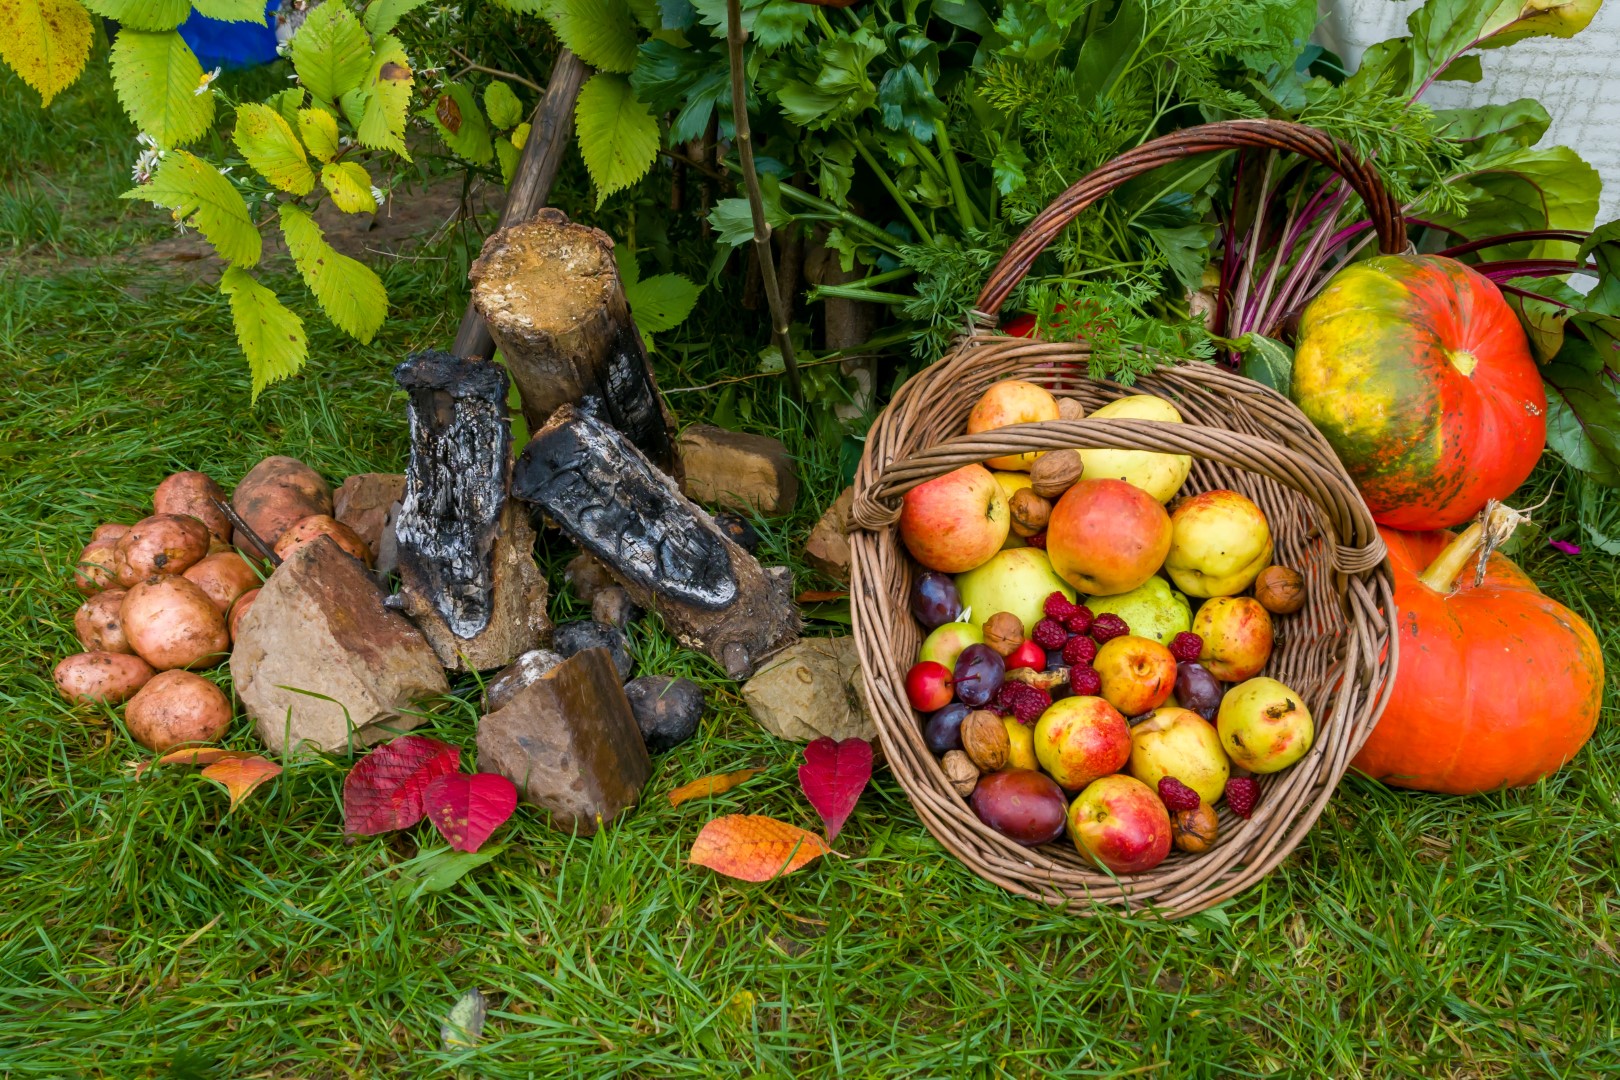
[1164,489,1273,598]
[1094,635,1177,717]
[1066,774,1172,874]
[1003,715,1039,770]
[955,547,1074,635]
[1046,479,1172,595]
[972,768,1068,845]
[968,380,1060,470]
[1128,706,1229,805]
[900,464,1010,573]
[1079,395,1192,502]
[1218,677,1314,773]
[1006,638,1046,672]
[905,661,953,712]
[993,471,1033,549]
[918,621,983,670]
[1192,596,1274,681]
[1033,695,1131,790]
[1084,576,1191,646]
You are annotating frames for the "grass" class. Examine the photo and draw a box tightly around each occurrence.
[2,59,1619,1080]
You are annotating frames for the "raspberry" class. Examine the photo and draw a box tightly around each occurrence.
[1090,613,1129,644]
[995,683,1022,711]
[1026,531,1047,549]
[1043,592,1078,621]
[1031,618,1068,650]
[1225,777,1260,819]
[1157,776,1201,812]
[1062,635,1098,667]
[1011,684,1052,725]
[1168,632,1204,663]
[1069,664,1102,696]
[1064,606,1095,635]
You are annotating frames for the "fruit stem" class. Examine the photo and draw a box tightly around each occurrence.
[1416,501,1527,593]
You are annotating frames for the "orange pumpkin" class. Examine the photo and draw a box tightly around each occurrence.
[1353,508,1604,794]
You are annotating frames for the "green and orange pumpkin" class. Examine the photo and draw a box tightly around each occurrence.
[1291,255,1546,530]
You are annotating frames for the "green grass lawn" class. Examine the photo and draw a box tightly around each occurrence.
[2,62,1618,1079]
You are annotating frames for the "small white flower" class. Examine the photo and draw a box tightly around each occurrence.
[218,165,234,176]
[194,66,221,96]
[339,136,353,147]
[370,186,385,205]
[136,131,157,149]
[287,72,300,81]
[131,147,163,184]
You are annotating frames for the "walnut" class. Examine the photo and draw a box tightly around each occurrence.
[1254,566,1306,615]
[1008,488,1052,538]
[961,710,1011,771]
[982,611,1025,657]
[1057,397,1085,421]
[1030,449,1084,499]
[942,750,979,797]
[1172,804,1219,853]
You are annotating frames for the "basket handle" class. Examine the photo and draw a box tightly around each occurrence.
[974,119,1409,318]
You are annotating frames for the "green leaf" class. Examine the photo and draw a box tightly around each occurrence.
[394,846,504,899]
[1425,146,1600,253]
[1544,344,1620,485]
[278,203,387,343]
[1,0,94,106]
[631,39,727,143]
[625,273,702,334]
[1434,98,1550,160]
[220,266,307,401]
[496,137,521,185]
[1358,0,1602,99]
[816,138,856,207]
[707,194,788,247]
[987,131,1028,197]
[123,150,260,266]
[575,72,659,208]
[484,79,523,129]
[356,34,413,159]
[267,86,305,125]
[751,0,812,50]
[190,0,268,22]
[290,0,372,106]
[80,0,189,32]
[362,0,430,35]
[232,103,314,195]
[1230,333,1295,396]
[613,242,641,290]
[549,0,639,74]
[774,29,884,128]
[322,161,377,212]
[421,81,492,166]
[109,30,215,148]
[298,107,341,162]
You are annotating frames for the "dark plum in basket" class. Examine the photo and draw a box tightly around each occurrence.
[923,702,970,755]
[910,572,964,630]
[1175,662,1224,723]
[952,644,1004,707]
[971,768,1068,845]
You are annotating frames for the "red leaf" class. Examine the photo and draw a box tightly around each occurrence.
[689,814,831,881]
[343,736,460,835]
[422,772,517,853]
[797,737,872,842]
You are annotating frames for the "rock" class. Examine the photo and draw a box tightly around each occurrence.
[624,675,704,753]
[373,501,403,574]
[477,647,651,834]
[712,512,760,554]
[564,552,616,605]
[804,486,854,581]
[552,619,633,681]
[482,648,565,713]
[333,472,406,552]
[741,636,876,744]
[678,424,799,515]
[230,536,448,754]
[590,586,640,628]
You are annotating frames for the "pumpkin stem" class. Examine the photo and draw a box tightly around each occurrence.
[1416,500,1529,592]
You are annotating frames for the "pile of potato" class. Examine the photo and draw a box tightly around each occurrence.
[55,457,373,752]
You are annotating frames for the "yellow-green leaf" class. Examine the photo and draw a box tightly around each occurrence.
[278,203,387,343]
[484,79,523,129]
[0,0,93,106]
[289,0,371,106]
[123,150,260,266]
[220,266,307,401]
[322,161,376,213]
[356,33,412,159]
[362,0,430,35]
[190,0,266,22]
[298,107,341,162]
[267,86,304,125]
[549,0,638,74]
[109,30,215,148]
[80,0,188,31]
[421,81,491,166]
[574,72,658,208]
[232,103,314,195]
[511,121,530,150]
[496,137,520,185]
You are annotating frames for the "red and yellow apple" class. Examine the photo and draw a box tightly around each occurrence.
[968,380,1060,470]
[1192,596,1274,681]
[1094,635,1177,717]
[1046,479,1172,596]
[899,464,1009,573]
[1033,695,1131,790]
[1128,706,1229,805]
[1066,774,1172,874]
[1164,489,1273,597]
[955,547,1074,634]
[1218,677,1314,773]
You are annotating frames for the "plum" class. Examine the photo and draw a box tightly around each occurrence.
[1174,662,1224,722]
[952,644,1005,707]
[924,703,970,756]
[970,768,1067,845]
[910,572,964,630]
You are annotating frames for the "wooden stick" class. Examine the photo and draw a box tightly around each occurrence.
[452,49,590,360]
[725,0,802,401]
[212,497,281,567]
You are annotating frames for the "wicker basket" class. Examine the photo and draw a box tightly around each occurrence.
[848,121,1401,918]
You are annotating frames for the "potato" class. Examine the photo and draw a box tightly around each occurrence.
[121,575,230,670]
[124,670,232,751]
[228,588,260,642]
[153,471,232,543]
[183,551,261,613]
[232,456,331,548]
[75,538,121,594]
[92,523,131,542]
[53,651,155,705]
[274,514,372,566]
[75,589,132,653]
[114,513,211,586]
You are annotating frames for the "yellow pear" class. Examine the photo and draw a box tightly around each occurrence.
[1078,395,1192,503]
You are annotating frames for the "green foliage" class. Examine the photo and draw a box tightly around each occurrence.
[483,79,523,130]
[422,81,492,165]
[289,0,372,107]
[297,106,341,162]
[549,0,640,74]
[219,265,308,399]
[575,72,659,207]
[1,0,94,107]
[122,150,259,265]
[278,203,388,344]
[232,102,315,195]
[361,0,430,36]
[108,29,214,147]
[355,32,413,158]
[80,0,189,32]
[616,243,703,346]
[321,160,377,212]
[190,0,267,20]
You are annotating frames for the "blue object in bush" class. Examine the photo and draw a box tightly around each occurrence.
[178,0,281,70]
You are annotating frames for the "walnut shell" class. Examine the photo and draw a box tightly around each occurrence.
[942,750,979,797]
[983,611,1025,657]
[1254,565,1305,615]
[1009,488,1053,538]
[1172,804,1219,853]
[1030,449,1083,499]
[961,710,1011,771]
[1057,397,1085,421]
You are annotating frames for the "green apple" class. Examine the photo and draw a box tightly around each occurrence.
[955,548,1075,634]
[918,621,983,669]
[1085,576,1191,645]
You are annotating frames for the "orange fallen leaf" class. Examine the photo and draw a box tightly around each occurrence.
[200,755,282,810]
[669,768,764,808]
[796,589,848,604]
[689,814,831,882]
[158,747,255,767]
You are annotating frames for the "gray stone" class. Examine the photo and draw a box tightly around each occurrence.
[678,424,799,515]
[482,648,566,714]
[563,552,615,605]
[333,472,406,552]
[624,675,704,753]
[590,586,641,628]
[230,536,448,754]
[553,619,633,681]
[741,635,876,744]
